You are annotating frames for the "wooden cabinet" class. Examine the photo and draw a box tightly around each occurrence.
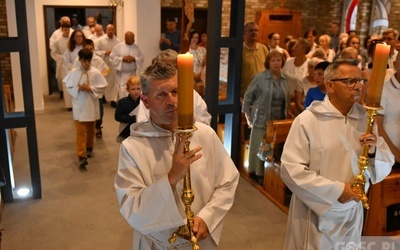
[256,8,302,48]
[364,169,400,236]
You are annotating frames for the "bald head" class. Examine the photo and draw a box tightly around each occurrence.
[87,16,96,28]
[94,24,103,36]
[341,47,359,60]
[125,31,135,45]
[106,24,115,39]
[60,16,71,26]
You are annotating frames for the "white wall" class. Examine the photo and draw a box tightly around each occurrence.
[6,0,160,111]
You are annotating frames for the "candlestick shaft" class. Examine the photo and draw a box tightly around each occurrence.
[169,127,199,250]
[352,107,380,209]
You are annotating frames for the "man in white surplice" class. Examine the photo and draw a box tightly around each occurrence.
[114,62,239,250]
[280,59,394,249]
[110,31,144,100]
[95,24,120,104]
[49,16,74,50]
[50,23,71,96]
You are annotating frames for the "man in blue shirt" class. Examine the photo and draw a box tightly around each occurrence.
[159,17,181,53]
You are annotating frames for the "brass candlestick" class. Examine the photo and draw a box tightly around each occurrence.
[352,106,382,209]
[169,126,199,250]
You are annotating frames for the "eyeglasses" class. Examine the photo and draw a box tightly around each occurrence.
[329,78,366,87]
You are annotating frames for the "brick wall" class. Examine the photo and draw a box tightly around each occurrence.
[161,0,346,38]
[0,0,12,88]
[356,0,373,49]
[388,0,400,33]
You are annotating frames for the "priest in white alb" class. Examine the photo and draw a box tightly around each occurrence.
[110,31,144,100]
[96,24,120,104]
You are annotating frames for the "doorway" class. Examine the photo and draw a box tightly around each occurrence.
[43,6,116,95]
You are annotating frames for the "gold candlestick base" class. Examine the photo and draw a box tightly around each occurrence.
[352,106,382,209]
[169,126,200,250]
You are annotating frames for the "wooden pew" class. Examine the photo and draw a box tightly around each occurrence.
[262,119,293,209]
[363,168,400,236]
[238,113,251,177]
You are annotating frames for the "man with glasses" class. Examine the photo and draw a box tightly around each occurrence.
[280,59,394,249]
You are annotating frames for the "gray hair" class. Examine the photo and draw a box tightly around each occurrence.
[324,59,359,82]
[140,61,177,95]
[152,49,178,67]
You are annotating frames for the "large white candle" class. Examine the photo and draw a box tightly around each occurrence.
[177,53,194,129]
[365,43,390,107]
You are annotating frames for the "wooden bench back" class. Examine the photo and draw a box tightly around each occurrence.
[265,119,294,147]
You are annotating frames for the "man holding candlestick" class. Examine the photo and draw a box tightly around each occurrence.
[280,59,394,249]
[114,61,239,249]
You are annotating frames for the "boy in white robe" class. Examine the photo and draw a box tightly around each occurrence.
[72,39,110,138]
[63,48,108,170]
[280,59,394,249]
[114,62,239,249]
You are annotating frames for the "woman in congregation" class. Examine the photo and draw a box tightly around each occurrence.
[317,34,336,62]
[266,32,290,60]
[62,30,86,110]
[242,50,292,185]
[189,30,207,96]
[282,38,311,97]
[304,28,318,57]
[346,35,363,65]
[198,30,207,48]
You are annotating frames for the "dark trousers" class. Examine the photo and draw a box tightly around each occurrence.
[96,99,103,129]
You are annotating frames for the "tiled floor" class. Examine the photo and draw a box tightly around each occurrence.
[1,94,287,250]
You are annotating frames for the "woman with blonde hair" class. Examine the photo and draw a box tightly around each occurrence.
[316,34,335,62]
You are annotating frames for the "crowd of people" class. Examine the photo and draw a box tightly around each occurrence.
[241,20,398,249]
[49,14,400,249]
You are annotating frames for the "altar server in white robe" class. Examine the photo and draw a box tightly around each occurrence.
[89,24,104,44]
[50,23,71,94]
[63,30,85,109]
[63,48,108,169]
[96,24,120,103]
[114,62,239,250]
[280,59,394,249]
[110,31,144,100]
[71,39,109,75]
[49,16,73,50]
